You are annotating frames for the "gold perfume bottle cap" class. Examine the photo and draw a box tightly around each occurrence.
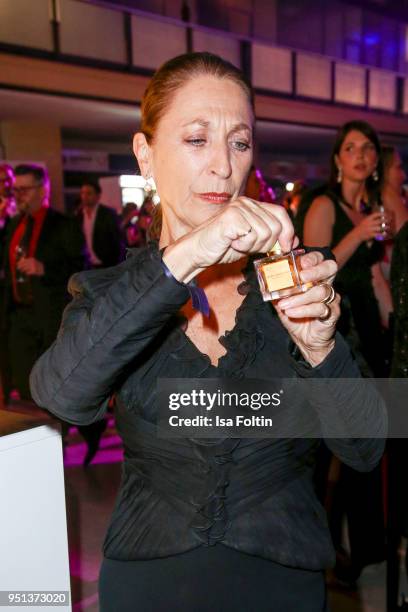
[267,241,282,256]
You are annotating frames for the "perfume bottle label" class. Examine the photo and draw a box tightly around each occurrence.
[262,259,295,292]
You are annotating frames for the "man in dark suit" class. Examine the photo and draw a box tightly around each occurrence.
[2,164,85,401]
[74,179,124,464]
[77,180,124,268]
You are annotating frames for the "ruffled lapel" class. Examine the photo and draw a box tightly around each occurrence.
[166,256,268,378]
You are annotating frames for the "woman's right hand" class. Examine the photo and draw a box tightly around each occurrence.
[163,197,295,282]
[354,212,384,242]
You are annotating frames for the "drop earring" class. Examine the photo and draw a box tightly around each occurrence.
[337,167,343,183]
[143,176,155,195]
[143,176,160,205]
[372,168,379,182]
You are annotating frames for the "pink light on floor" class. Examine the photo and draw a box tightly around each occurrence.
[63,419,123,467]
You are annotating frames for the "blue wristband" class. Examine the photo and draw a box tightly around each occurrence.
[160,256,210,318]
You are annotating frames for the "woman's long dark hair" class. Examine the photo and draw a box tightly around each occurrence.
[328,120,383,207]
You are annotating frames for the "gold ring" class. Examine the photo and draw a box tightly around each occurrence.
[318,304,331,322]
[322,284,336,305]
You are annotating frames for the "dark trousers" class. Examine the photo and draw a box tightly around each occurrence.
[9,306,45,400]
[330,462,385,568]
[0,324,12,403]
[315,444,385,574]
[100,546,328,612]
[386,440,408,610]
[8,304,106,461]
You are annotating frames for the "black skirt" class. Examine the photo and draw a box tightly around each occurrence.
[99,545,328,612]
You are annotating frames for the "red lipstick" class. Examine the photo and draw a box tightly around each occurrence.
[197,192,232,203]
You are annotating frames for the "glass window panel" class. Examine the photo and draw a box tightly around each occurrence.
[335,62,365,106]
[369,70,396,111]
[131,16,186,70]
[193,30,240,67]
[296,54,331,100]
[252,44,292,93]
[0,0,53,50]
[60,0,126,63]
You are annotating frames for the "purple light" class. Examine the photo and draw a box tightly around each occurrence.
[364,34,380,45]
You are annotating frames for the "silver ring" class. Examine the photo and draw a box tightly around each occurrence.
[318,304,331,322]
[322,284,336,305]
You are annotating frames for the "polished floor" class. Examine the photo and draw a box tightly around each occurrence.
[6,402,407,611]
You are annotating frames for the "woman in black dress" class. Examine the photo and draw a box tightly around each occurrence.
[30,54,385,611]
[303,121,389,583]
[303,120,392,377]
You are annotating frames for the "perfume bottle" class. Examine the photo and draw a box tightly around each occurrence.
[254,242,314,301]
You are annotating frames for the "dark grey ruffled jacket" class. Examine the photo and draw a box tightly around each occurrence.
[30,244,386,569]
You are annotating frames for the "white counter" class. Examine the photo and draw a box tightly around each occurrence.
[0,411,71,611]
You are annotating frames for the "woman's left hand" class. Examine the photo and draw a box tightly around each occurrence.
[273,251,340,367]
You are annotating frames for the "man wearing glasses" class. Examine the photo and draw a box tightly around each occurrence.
[2,164,85,402]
